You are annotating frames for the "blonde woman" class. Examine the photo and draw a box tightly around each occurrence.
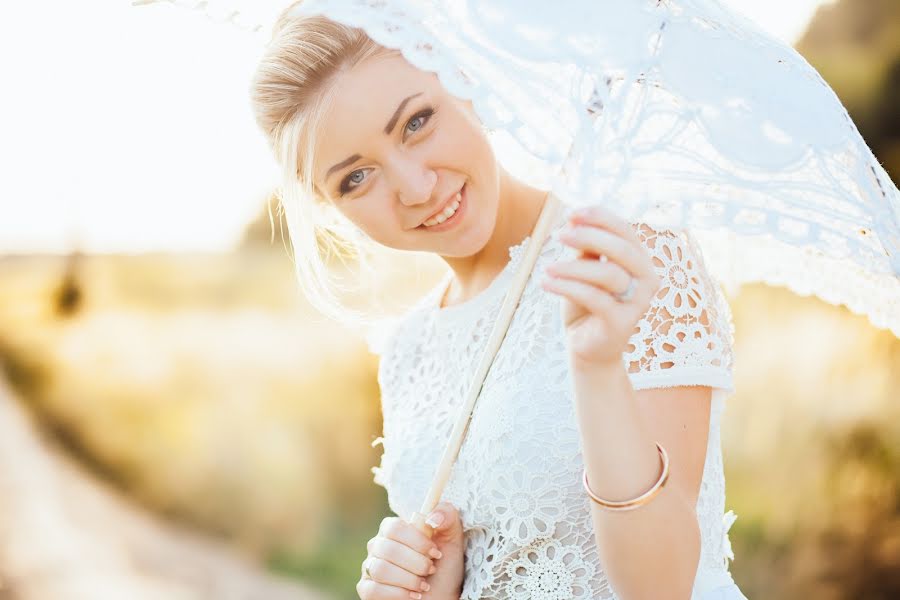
[249,5,746,600]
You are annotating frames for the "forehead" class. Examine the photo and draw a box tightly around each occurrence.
[330,53,436,107]
[314,54,440,177]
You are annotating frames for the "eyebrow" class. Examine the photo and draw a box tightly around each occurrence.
[323,91,424,184]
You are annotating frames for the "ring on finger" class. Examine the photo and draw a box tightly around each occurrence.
[613,276,637,303]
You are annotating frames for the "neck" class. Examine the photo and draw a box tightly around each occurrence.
[439,170,548,308]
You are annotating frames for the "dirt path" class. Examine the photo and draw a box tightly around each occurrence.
[0,372,333,600]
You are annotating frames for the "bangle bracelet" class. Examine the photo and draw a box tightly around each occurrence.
[582,442,669,511]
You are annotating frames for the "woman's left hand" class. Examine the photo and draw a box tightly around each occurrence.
[541,205,662,369]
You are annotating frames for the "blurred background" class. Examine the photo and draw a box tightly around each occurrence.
[0,0,898,598]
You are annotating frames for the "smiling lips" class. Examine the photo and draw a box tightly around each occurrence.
[420,184,464,228]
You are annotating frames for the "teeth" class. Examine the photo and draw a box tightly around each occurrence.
[423,191,462,227]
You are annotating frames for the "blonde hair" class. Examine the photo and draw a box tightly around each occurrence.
[250,2,403,326]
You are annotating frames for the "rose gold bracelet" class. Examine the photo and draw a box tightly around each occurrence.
[582,442,670,511]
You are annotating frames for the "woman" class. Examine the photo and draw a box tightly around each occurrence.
[249,6,746,600]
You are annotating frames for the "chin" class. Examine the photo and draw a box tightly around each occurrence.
[451,218,496,258]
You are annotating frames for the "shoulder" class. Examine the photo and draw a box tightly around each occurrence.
[365,315,403,357]
[364,284,444,394]
[366,312,412,398]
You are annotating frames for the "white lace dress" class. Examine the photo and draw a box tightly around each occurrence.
[367,202,749,599]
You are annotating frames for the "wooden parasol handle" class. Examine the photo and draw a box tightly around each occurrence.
[409,191,563,535]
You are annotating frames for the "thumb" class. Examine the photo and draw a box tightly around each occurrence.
[425,501,463,543]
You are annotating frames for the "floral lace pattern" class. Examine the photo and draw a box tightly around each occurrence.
[370,203,747,599]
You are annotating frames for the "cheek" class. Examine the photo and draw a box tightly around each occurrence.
[443,123,481,155]
[350,194,404,239]
[432,105,483,150]
[433,133,493,190]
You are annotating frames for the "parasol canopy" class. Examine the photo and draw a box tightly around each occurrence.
[135,0,900,336]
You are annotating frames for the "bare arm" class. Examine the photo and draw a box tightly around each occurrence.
[572,360,709,600]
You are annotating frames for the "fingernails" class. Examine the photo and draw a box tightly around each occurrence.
[428,563,437,574]
[429,547,443,559]
[409,592,422,599]
[425,512,444,528]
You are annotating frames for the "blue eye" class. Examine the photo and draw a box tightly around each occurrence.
[338,107,437,196]
[338,168,371,196]
[405,107,435,135]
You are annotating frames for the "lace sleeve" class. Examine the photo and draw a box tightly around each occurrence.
[624,224,736,394]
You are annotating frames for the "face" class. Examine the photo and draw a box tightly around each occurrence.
[312,52,500,256]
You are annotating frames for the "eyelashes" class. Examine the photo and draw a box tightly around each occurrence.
[337,106,437,197]
[405,106,436,137]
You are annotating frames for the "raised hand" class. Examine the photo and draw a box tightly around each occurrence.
[542,205,662,369]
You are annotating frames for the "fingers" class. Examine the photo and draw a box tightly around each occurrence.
[377,517,442,563]
[358,554,433,597]
[541,275,619,316]
[356,576,426,599]
[357,516,440,598]
[568,204,644,249]
[556,225,654,279]
[367,535,436,578]
[562,204,659,279]
[545,257,632,297]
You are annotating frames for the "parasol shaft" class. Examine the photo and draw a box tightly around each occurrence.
[409,191,563,534]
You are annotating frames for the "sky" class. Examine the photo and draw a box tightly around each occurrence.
[0,0,836,254]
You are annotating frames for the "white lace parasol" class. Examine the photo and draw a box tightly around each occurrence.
[135,0,900,336]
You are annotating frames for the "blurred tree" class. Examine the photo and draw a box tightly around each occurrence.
[815,423,900,598]
[53,252,84,318]
[796,0,900,184]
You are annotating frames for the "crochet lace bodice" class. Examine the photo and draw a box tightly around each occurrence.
[367,203,748,599]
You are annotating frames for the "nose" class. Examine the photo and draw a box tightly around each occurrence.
[394,163,438,207]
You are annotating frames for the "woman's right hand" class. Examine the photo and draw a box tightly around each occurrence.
[357,502,464,599]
